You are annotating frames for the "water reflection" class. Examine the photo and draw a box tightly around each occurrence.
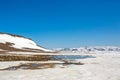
[51,55,95,60]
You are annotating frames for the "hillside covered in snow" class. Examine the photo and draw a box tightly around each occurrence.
[0,32,51,53]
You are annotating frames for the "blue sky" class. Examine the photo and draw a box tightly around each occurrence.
[0,0,120,49]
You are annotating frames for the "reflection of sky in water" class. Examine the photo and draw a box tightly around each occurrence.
[51,55,95,60]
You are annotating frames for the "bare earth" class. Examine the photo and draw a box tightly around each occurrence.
[0,53,120,80]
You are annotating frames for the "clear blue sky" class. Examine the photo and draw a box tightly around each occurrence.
[0,0,120,49]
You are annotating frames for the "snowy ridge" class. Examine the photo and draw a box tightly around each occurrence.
[54,46,120,54]
[0,33,51,52]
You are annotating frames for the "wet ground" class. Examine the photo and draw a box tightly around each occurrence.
[0,54,94,61]
[0,55,95,70]
[0,62,84,71]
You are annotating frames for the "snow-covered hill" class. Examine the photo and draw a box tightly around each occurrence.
[0,32,51,53]
[54,46,120,54]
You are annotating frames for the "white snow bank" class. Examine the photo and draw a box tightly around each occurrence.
[0,54,120,80]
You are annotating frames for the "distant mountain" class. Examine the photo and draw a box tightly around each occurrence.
[54,46,120,54]
[0,32,52,53]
